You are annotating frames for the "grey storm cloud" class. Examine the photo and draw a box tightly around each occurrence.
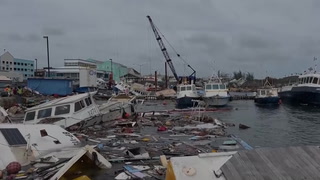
[0,0,320,78]
[42,28,65,36]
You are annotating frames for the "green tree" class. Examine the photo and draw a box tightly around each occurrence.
[233,70,243,80]
[246,73,254,81]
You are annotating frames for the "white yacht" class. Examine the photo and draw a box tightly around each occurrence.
[203,77,230,107]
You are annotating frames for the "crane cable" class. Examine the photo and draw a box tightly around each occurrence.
[154,24,190,66]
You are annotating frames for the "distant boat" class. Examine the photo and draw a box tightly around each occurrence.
[255,88,280,105]
[176,84,200,108]
[254,78,280,106]
[203,76,230,107]
[278,73,320,105]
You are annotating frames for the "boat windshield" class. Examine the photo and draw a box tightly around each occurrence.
[37,108,52,119]
[206,84,211,90]
[212,85,219,89]
[261,90,266,95]
[55,105,71,115]
[180,86,186,91]
[25,111,35,121]
[220,84,226,89]
[187,86,192,91]
[313,77,318,84]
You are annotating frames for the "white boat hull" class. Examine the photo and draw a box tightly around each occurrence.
[203,96,230,107]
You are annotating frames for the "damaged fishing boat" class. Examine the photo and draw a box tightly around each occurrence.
[23,92,136,129]
[23,93,102,129]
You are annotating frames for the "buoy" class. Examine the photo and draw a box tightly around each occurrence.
[6,162,21,175]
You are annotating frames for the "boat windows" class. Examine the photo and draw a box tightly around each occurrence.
[180,87,186,91]
[25,111,35,121]
[74,100,85,112]
[37,108,52,119]
[85,97,92,106]
[187,86,192,91]
[220,84,226,89]
[212,85,219,89]
[309,77,313,83]
[313,77,318,84]
[261,90,266,95]
[299,78,302,84]
[55,105,70,115]
[206,85,211,90]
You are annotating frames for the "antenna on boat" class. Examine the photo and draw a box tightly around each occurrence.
[314,57,318,74]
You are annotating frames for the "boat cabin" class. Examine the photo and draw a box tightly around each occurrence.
[256,88,278,97]
[298,74,320,86]
[177,84,197,93]
[205,83,227,91]
[24,93,100,128]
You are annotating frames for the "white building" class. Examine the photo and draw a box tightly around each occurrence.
[42,59,106,88]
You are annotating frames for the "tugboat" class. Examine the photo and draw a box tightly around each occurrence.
[176,77,200,108]
[254,78,280,106]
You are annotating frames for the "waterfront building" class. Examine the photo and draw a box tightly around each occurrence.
[86,59,126,83]
[0,51,35,80]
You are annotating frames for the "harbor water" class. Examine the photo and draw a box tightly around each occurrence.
[137,100,320,148]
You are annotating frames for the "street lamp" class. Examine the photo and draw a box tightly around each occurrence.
[109,59,113,74]
[43,36,50,77]
[34,58,37,71]
[133,63,144,75]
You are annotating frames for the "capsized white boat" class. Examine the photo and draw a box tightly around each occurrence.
[0,124,81,170]
[99,93,136,122]
[23,93,102,129]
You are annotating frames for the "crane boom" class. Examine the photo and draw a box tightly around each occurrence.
[147,15,180,82]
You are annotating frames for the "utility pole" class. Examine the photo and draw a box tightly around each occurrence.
[34,58,37,72]
[43,36,50,77]
[155,71,157,92]
[165,62,168,88]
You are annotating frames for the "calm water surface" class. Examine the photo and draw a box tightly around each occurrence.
[137,100,320,148]
[211,100,320,148]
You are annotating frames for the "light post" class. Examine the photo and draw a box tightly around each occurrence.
[109,59,113,83]
[43,36,50,77]
[34,58,37,72]
[133,63,144,75]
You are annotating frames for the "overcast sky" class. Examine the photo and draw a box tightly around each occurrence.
[0,0,319,78]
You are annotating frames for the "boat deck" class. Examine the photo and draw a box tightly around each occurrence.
[221,146,320,179]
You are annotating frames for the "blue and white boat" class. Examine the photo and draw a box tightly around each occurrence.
[254,78,280,105]
[279,73,320,105]
[176,84,200,108]
[255,87,280,105]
